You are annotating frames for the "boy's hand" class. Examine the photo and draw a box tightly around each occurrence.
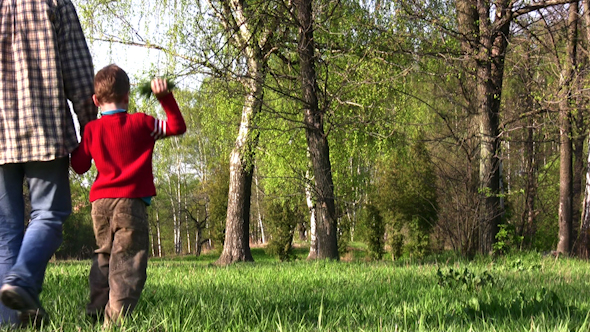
[151,78,169,98]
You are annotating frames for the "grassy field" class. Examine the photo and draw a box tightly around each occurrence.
[3,249,590,331]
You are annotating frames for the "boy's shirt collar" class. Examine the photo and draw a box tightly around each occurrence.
[101,109,127,116]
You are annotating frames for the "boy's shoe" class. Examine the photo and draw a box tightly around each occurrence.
[0,284,46,327]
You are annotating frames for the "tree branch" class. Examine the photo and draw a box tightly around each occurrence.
[92,37,227,78]
[513,0,578,18]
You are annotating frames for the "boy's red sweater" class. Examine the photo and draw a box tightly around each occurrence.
[71,93,186,202]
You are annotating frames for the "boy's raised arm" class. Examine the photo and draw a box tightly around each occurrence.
[150,78,186,138]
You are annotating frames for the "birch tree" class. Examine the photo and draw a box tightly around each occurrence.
[208,0,283,265]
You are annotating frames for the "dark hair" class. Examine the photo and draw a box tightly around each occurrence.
[94,64,130,104]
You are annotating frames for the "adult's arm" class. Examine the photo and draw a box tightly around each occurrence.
[54,0,97,133]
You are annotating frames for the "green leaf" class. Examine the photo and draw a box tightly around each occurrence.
[137,77,176,99]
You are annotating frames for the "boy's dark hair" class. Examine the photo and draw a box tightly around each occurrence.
[94,64,130,104]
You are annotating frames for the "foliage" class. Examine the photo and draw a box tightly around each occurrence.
[358,204,385,260]
[404,216,433,259]
[337,212,352,257]
[493,223,524,256]
[201,162,230,251]
[72,0,586,259]
[436,267,496,291]
[373,136,438,259]
[137,77,176,99]
[60,172,96,259]
[505,258,542,272]
[388,229,404,261]
[531,160,561,251]
[58,210,95,260]
[264,200,301,261]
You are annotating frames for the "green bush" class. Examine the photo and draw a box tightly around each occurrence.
[373,136,438,259]
[57,207,95,259]
[265,200,301,261]
[202,163,230,250]
[359,204,385,260]
[404,216,432,259]
[493,223,524,255]
[388,229,404,260]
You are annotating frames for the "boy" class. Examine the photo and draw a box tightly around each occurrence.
[71,64,186,323]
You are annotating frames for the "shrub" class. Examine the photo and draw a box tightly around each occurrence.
[265,200,300,261]
[359,204,385,260]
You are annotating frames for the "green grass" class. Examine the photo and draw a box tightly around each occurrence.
[3,250,590,331]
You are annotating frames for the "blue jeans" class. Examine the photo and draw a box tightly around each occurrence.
[0,157,70,324]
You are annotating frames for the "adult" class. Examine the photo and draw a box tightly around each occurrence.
[0,0,96,326]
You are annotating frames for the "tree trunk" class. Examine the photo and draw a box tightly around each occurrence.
[305,169,317,258]
[169,191,181,255]
[456,0,512,254]
[184,194,191,254]
[195,222,204,257]
[477,75,501,254]
[297,221,307,241]
[521,118,538,248]
[580,134,590,258]
[579,0,590,258]
[195,233,201,256]
[476,19,501,254]
[213,0,274,265]
[148,221,154,257]
[297,0,338,260]
[156,209,162,257]
[168,194,178,254]
[215,56,263,265]
[217,145,256,264]
[557,1,578,255]
[186,215,192,254]
[254,170,266,244]
[572,113,584,246]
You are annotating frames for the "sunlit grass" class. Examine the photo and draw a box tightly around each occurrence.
[0,250,588,331]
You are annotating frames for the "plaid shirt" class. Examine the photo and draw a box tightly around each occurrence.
[0,0,96,164]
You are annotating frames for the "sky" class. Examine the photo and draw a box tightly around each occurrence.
[89,40,162,83]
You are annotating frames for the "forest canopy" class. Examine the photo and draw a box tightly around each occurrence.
[62,0,590,262]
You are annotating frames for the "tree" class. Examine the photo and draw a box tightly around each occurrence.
[576,0,590,258]
[208,0,282,265]
[452,0,577,254]
[556,1,578,255]
[295,0,339,260]
[184,195,210,256]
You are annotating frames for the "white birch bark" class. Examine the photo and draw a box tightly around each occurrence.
[254,171,266,244]
[305,169,318,259]
[156,209,162,257]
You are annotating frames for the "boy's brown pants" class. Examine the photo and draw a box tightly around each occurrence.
[86,198,149,323]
